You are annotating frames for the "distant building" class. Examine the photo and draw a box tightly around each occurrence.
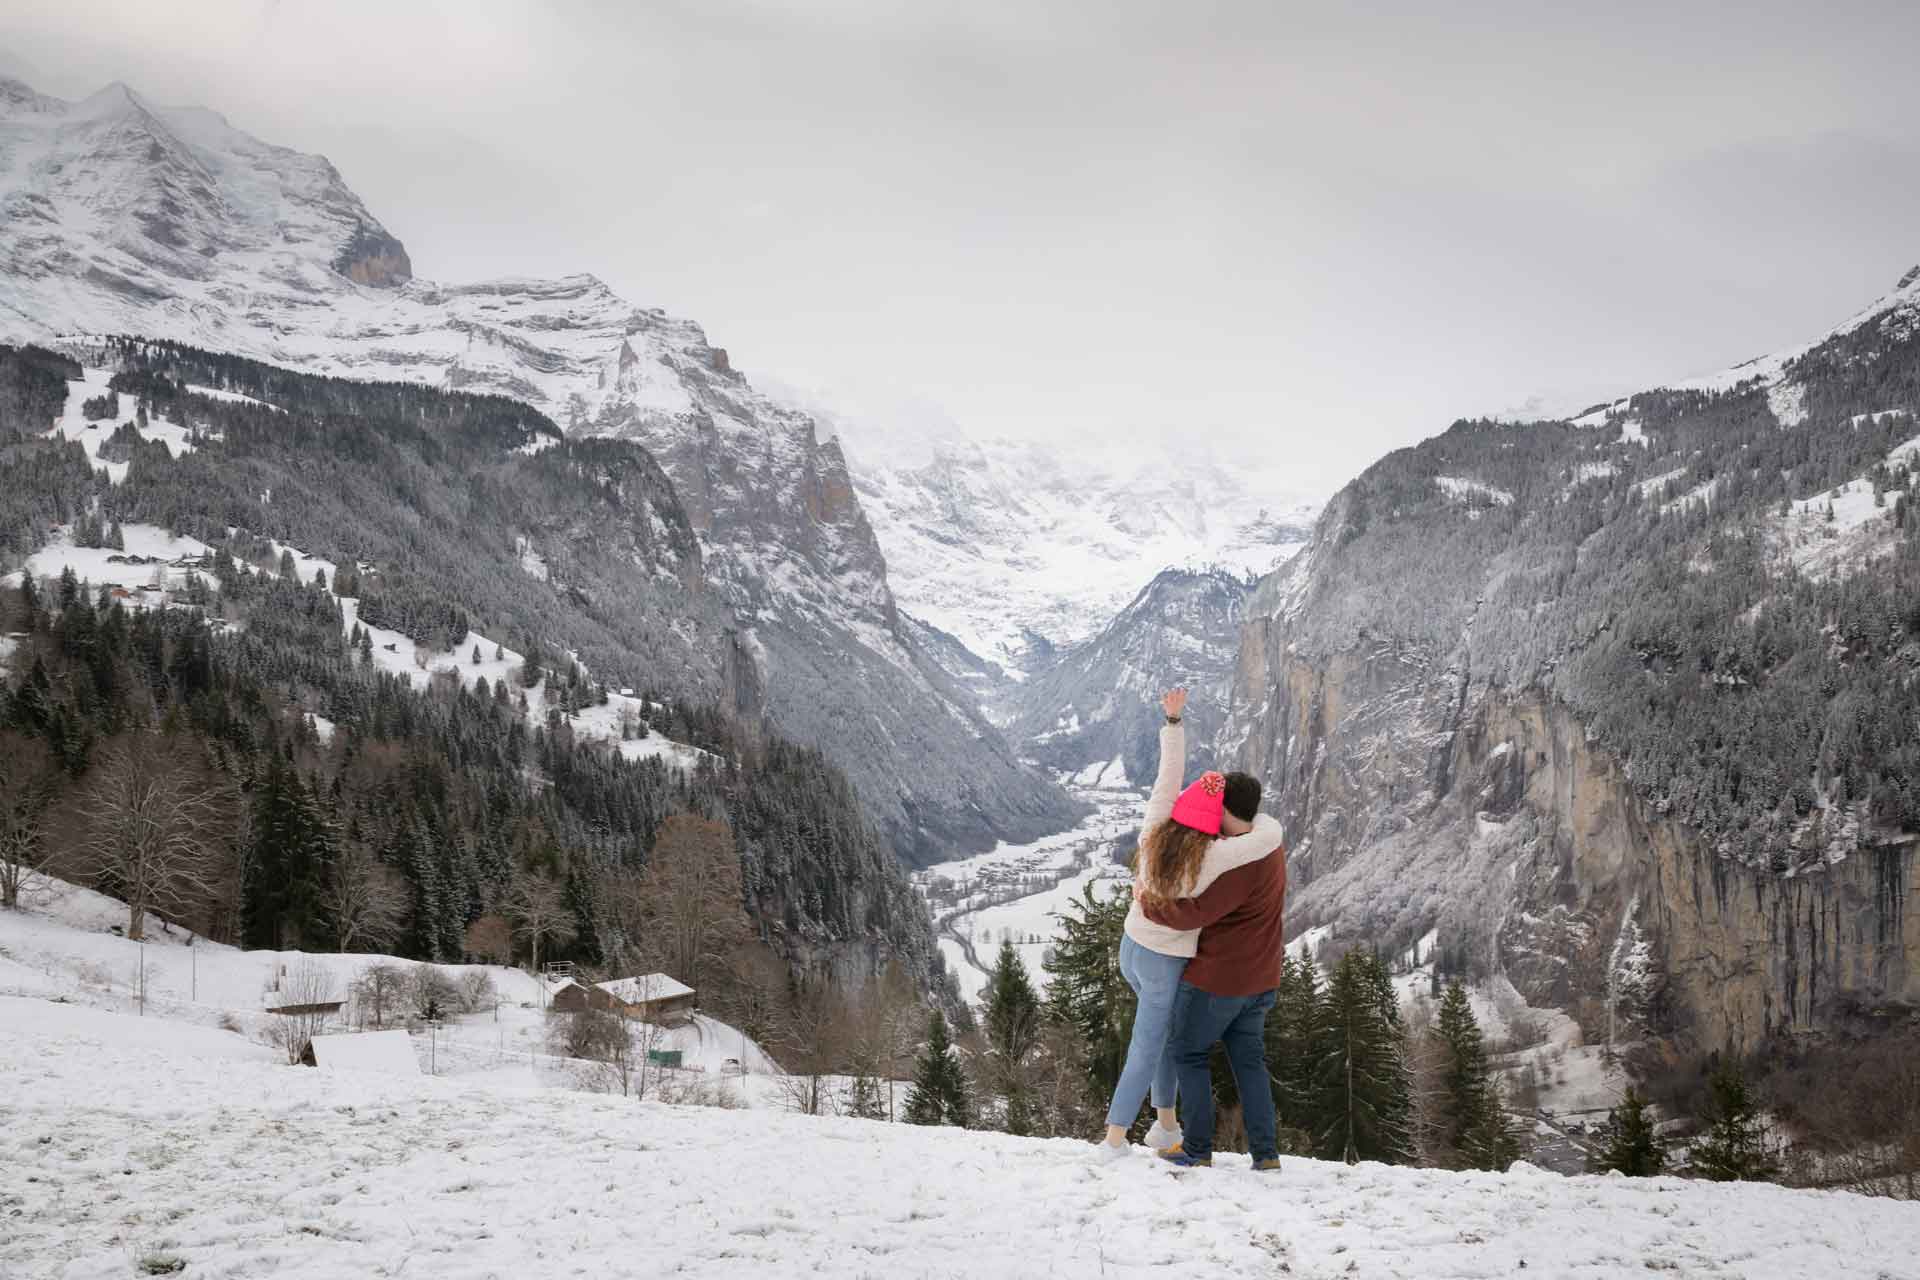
[596,974,696,1024]
[549,973,696,1024]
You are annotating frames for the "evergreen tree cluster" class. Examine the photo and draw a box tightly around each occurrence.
[0,533,935,986]
[1036,887,1521,1170]
[0,339,943,991]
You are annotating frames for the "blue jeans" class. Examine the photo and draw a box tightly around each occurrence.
[1104,935,1188,1128]
[1169,982,1279,1161]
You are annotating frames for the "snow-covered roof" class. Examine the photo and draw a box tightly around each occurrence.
[306,1029,420,1076]
[595,973,694,1003]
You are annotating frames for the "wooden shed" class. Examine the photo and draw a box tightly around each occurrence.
[595,974,696,1025]
[548,978,617,1014]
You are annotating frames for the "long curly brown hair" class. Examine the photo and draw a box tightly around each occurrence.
[1134,818,1217,911]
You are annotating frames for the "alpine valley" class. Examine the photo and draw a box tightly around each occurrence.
[5,66,1920,1084]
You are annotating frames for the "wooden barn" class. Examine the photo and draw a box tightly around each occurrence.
[549,973,696,1024]
[596,974,696,1024]
[548,978,616,1014]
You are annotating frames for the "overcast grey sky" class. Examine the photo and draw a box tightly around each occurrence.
[5,0,1919,494]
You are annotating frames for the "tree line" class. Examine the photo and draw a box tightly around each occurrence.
[0,542,945,1016]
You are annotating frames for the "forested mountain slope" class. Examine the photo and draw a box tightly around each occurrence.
[1226,268,1920,1055]
[0,341,943,996]
[1009,568,1249,786]
[0,74,1077,868]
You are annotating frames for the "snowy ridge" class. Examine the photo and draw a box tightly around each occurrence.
[827,421,1317,668]
[11,435,714,773]
[0,73,1078,864]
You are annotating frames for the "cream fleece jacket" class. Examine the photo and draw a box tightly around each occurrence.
[1123,722,1284,959]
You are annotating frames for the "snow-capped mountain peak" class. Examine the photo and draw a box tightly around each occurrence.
[0,73,1079,865]
[816,407,1318,670]
[0,75,409,334]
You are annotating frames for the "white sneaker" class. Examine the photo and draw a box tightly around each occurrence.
[1092,1139,1130,1162]
[1145,1121,1183,1151]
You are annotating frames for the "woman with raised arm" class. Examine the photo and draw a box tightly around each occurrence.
[1095,687,1284,1157]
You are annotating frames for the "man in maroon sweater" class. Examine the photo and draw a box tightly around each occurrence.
[1141,808,1287,1169]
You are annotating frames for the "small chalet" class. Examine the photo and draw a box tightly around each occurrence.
[549,973,696,1024]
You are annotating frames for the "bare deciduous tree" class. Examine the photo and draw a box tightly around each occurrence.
[711,942,790,1060]
[506,874,576,978]
[321,839,407,952]
[464,913,513,965]
[408,962,458,1020]
[778,976,853,1117]
[840,963,919,1122]
[549,1001,669,1100]
[77,734,229,940]
[455,969,498,1014]
[0,731,57,910]
[636,814,751,992]
[352,961,408,1029]
[269,957,338,1065]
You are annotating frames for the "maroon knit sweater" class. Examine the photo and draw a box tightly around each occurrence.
[1141,847,1287,997]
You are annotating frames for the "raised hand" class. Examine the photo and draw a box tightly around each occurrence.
[1162,687,1188,720]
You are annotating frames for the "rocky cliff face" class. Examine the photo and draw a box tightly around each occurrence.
[0,75,1077,867]
[1227,271,1920,1055]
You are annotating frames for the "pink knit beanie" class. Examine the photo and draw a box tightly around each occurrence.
[1169,771,1226,835]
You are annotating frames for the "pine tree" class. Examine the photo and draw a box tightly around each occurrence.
[1044,882,1133,1108]
[1436,982,1489,1174]
[1462,1077,1522,1173]
[983,939,1042,1134]
[1689,1062,1780,1182]
[985,939,1041,1064]
[1314,950,1413,1164]
[905,1010,971,1127]
[1590,1086,1666,1176]
[1267,949,1325,1142]
[243,752,334,950]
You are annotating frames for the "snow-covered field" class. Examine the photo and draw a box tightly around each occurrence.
[0,876,801,1109]
[7,991,1918,1279]
[1765,438,1916,577]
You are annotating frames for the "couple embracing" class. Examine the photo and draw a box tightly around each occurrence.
[1096,687,1288,1169]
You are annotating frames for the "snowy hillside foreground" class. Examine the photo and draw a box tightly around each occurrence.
[6,1004,1916,1280]
[0,877,780,1086]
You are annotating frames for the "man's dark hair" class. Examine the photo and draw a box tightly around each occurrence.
[1223,771,1262,823]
